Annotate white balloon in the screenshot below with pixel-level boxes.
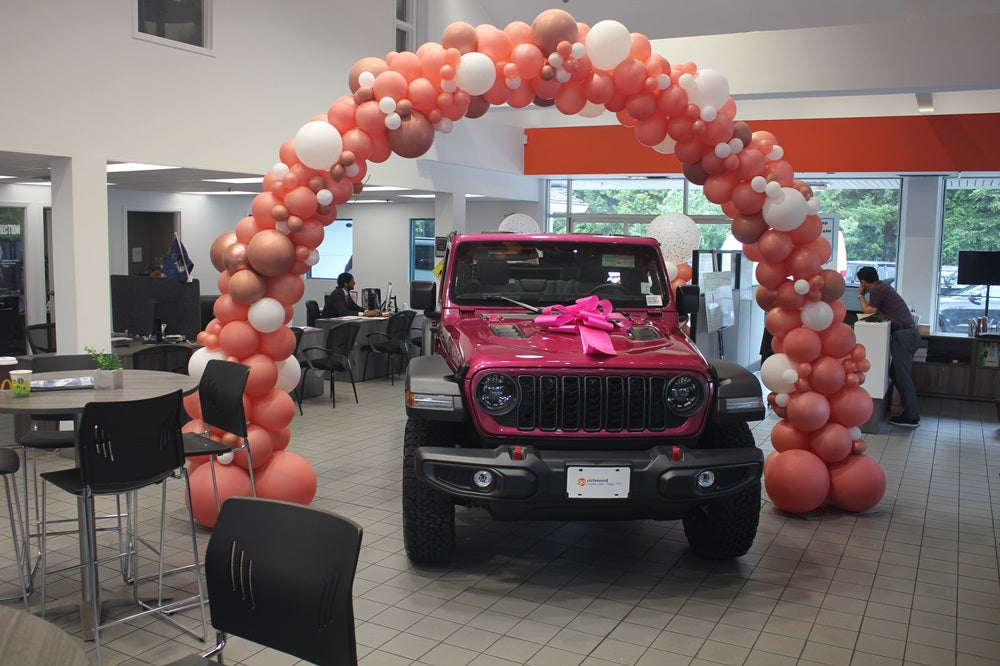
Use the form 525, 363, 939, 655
378, 96, 397, 114
216, 451, 234, 465
294, 121, 343, 171
762, 187, 808, 232
305, 249, 320, 266
664, 261, 678, 282
275, 220, 290, 235
761, 353, 798, 393
848, 426, 862, 440
276, 356, 303, 392
801, 300, 835, 331
272, 162, 289, 179
794, 279, 811, 295
384, 113, 401, 131
578, 101, 605, 118
188, 346, 226, 384
570, 42, 586, 59
774, 392, 790, 407
248, 297, 285, 334
498, 213, 540, 234
455, 51, 496, 96
585, 20, 631, 70
316, 189, 333, 206
555, 69, 571, 83
441, 79, 457, 93
651, 134, 676, 155
344, 163, 359, 178
358, 71, 375, 87
685, 69, 730, 111
648, 213, 701, 265
751, 176, 768, 193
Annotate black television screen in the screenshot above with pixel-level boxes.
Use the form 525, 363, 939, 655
111, 275, 202, 340
957, 250, 1000, 286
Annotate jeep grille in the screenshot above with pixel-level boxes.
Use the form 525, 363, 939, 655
491, 374, 690, 433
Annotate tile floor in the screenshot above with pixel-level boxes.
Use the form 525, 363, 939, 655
1, 376, 999, 665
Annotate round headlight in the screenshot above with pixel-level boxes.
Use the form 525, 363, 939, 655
475, 373, 519, 414
664, 374, 703, 416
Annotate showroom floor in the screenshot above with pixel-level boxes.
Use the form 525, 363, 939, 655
0, 374, 998, 666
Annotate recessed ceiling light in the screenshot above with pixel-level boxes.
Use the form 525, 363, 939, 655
465, 193, 484, 198
349, 199, 393, 204
203, 177, 264, 184
19, 181, 51, 187
106, 162, 181, 173
181, 190, 258, 196
362, 185, 408, 192
400, 194, 436, 199
0, 175, 14, 180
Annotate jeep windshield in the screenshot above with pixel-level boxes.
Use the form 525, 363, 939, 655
449, 238, 670, 309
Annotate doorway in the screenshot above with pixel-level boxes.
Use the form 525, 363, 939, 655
126, 211, 178, 276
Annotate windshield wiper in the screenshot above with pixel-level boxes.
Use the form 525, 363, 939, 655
483, 295, 541, 314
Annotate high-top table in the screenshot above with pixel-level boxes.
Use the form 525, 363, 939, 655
0, 369, 197, 637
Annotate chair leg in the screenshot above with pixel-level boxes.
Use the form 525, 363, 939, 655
329, 372, 337, 408
180, 468, 209, 641
348, 368, 358, 404
208, 458, 221, 513
243, 442, 257, 498
293, 371, 305, 415
2, 474, 30, 610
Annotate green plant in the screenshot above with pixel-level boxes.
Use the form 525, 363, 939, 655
85, 345, 122, 370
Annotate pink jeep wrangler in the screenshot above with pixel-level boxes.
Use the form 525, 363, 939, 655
404, 233, 764, 563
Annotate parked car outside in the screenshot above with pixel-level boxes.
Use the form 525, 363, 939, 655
937, 284, 999, 332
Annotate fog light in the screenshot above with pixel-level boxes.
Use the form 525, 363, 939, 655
472, 470, 494, 489
696, 470, 716, 489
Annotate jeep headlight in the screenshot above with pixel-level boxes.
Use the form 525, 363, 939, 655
475, 373, 519, 415
664, 375, 703, 416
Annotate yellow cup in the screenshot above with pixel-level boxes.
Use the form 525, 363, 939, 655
10, 369, 32, 397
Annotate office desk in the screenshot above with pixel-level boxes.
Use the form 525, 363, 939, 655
0, 369, 197, 637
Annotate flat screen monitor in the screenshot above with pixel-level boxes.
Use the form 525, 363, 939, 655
361, 288, 380, 311
957, 250, 1000, 286
111, 275, 201, 340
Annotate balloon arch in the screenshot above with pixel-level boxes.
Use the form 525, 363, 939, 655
185, 9, 885, 527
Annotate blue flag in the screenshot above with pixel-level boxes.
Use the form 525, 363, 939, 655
162, 237, 194, 282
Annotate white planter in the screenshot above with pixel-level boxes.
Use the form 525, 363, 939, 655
94, 368, 123, 390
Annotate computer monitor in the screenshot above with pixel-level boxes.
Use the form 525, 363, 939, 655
379, 282, 393, 311
111, 275, 201, 340
361, 288, 380, 311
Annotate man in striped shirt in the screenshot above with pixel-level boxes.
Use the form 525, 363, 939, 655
857, 266, 920, 428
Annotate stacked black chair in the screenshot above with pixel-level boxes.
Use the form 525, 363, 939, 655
24, 323, 56, 354
305, 299, 320, 327
300, 323, 360, 407
290, 327, 310, 415
166, 497, 362, 666
361, 310, 416, 385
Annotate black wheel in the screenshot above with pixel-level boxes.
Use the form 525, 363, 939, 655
682, 421, 761, 560
589, 282, 629, 296
403, 418, 457, 564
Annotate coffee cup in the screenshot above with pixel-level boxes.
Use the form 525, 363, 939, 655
0, 356, 17, 390
10, 369, 32, 397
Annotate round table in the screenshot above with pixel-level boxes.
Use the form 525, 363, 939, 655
0, 369, 198, 636
0, 599, 90, 665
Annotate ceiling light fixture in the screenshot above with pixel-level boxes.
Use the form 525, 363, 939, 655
181, 190, 258, 196
915, 92, 934, 114
362, 185, 409, 192
106, 162, 181, 173
399, 194, 436, 199
202, 177, 264, 184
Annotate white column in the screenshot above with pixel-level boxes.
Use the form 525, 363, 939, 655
49, 156, 111, 353
433, 191, 466, 237
897, 175, 944, 327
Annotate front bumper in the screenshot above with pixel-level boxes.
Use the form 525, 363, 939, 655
414, 444, 763, 521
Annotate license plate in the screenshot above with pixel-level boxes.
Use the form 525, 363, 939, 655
567, 466, 630, 499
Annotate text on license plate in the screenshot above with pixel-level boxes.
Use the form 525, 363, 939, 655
567, 466, 630, 499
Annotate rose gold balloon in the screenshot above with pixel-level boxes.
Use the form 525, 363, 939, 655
531, 8, 578, 55
271, 205, 289, 222
228, 269, 267, 304
222, 241, 249, 273
286, 215, 304, 233
348, 56, 388, 93
387, 111, 435, 158
247, 229, 295, 277
210, 231, 238, 273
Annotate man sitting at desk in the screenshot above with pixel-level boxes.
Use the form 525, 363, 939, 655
322, 272, 381, 318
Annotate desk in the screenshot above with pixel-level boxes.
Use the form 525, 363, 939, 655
314, 316, 390, 381
0, 604, 89, 666
0, 369, 197, 636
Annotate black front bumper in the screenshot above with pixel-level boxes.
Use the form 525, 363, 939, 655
414, 444, 763, 521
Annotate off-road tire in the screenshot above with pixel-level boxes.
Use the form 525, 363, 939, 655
403, 418, 457, 564
682, 421, 761, 560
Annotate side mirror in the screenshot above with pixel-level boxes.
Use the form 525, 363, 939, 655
410, 280, 437, 312
675, 285, 700, 315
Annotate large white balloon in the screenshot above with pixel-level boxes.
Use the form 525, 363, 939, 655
498, 213, 541, 234
648, 213, 701, 265
248, 297, 286, 333
578, 101, 606, 118
294, 121, 343, 171
762, 187, 808, 232
801, 301, 835, 331
455, 52, 496, 96
188, 346, 226, 383
761, 353, 798, 394
680, 69, 730, 112
585, 20, 631, 70
275, 355, 304, 392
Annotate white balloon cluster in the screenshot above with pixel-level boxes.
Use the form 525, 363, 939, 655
647, 213, 701, 265
678, 69, 730, 122
761, 353, 798, 407
498, 213, 541, 234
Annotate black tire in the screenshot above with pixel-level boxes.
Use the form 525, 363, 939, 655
403, 418, 457, 564
682, 421, 761, 560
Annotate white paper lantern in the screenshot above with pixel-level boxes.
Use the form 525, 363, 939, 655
498, 213, 540, 234
648, 213, 701, 265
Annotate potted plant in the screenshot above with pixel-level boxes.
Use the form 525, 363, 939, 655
85, 345, 123, 389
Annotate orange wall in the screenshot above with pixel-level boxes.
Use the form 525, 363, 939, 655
524, 113, 1000, 175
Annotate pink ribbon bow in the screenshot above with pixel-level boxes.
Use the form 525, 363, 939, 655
534, 295, 632, 356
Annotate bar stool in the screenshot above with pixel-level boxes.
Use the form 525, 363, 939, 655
1, 448, 31, 610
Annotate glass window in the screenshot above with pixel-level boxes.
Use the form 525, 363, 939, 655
410, 218, 435, 281
935, 179, 1000, 332
308, 219, 353, 280
395, 0, 414, 52
137, 0, 209, 48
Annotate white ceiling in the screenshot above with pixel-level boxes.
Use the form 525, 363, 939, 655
2, 1, 998, 196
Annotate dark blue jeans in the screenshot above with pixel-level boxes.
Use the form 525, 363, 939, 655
889, 326, 920, 419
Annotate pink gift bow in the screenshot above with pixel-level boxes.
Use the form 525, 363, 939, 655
533, 295, 632, 356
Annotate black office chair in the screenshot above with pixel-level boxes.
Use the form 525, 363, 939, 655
290, 327, 308, 415
183, 360, 257, 514
0, 448, 30, 610
24, 323, 56, 354
300, 323, 360, 407
361, 310, 416, 385
167, 497, 362, 666
39, 391, 208, 665
305, 299, 320, 327
129, 343, 193, 373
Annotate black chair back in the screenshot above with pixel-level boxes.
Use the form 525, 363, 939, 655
130, 344, 193, 374
199, 360, 250, 438
76, 390, 185, 491
326, 322, 360, 360
24, 323, 56, 354
305, 300, 320, 327
0, 308, 16, 355
206, 497, 362, 666
385, 310, 416, 349
29, 354, 98, 372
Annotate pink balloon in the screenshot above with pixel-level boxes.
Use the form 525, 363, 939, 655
219, 320, 259, 359
821, 323, 857, 359
232, 424, 276, 472
810, 422, 853, 464
254, 450, 318, 506
764, 449, 830, 514
243, 353, 278, 397
828, 387, 874, 428
250, 388, 296, 431
765, 306, 801, 338
188, 463, 253, 528
771, 420, 810, 452
786, 391, 830, 432
827, 454, 886, 512
810, 356, 847, 395
783, 328, 822, 363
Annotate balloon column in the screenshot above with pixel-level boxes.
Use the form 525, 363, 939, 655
186, 8, 885, 522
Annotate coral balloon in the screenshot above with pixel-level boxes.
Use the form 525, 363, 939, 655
758, 230, 793, 263
764, 449, 830, 514
253, 450, 317, 506
188, 462, 252, 528
827, 454, 886, 512
348, 56, 388, 93
232, 424, 276, 472
821, 323, 857, 359
219, 320, 259, 359
783, 327, 822, 363
771, 419, 810, 452
265, 273, 305, 307
810, 356, 847, 395
765, 306, 801, 338
828, 386, 874, 428
810, 422, 853, 464
786, 391, 830, 432
755, 285, 778, 311
442, 21, 477, 54
247, 230, 295, 277
227, 269, 267, 305
243, 353, 279, 397
257, 325, 296, 361
250, 387, 296, 431
213, 294, 249, 325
